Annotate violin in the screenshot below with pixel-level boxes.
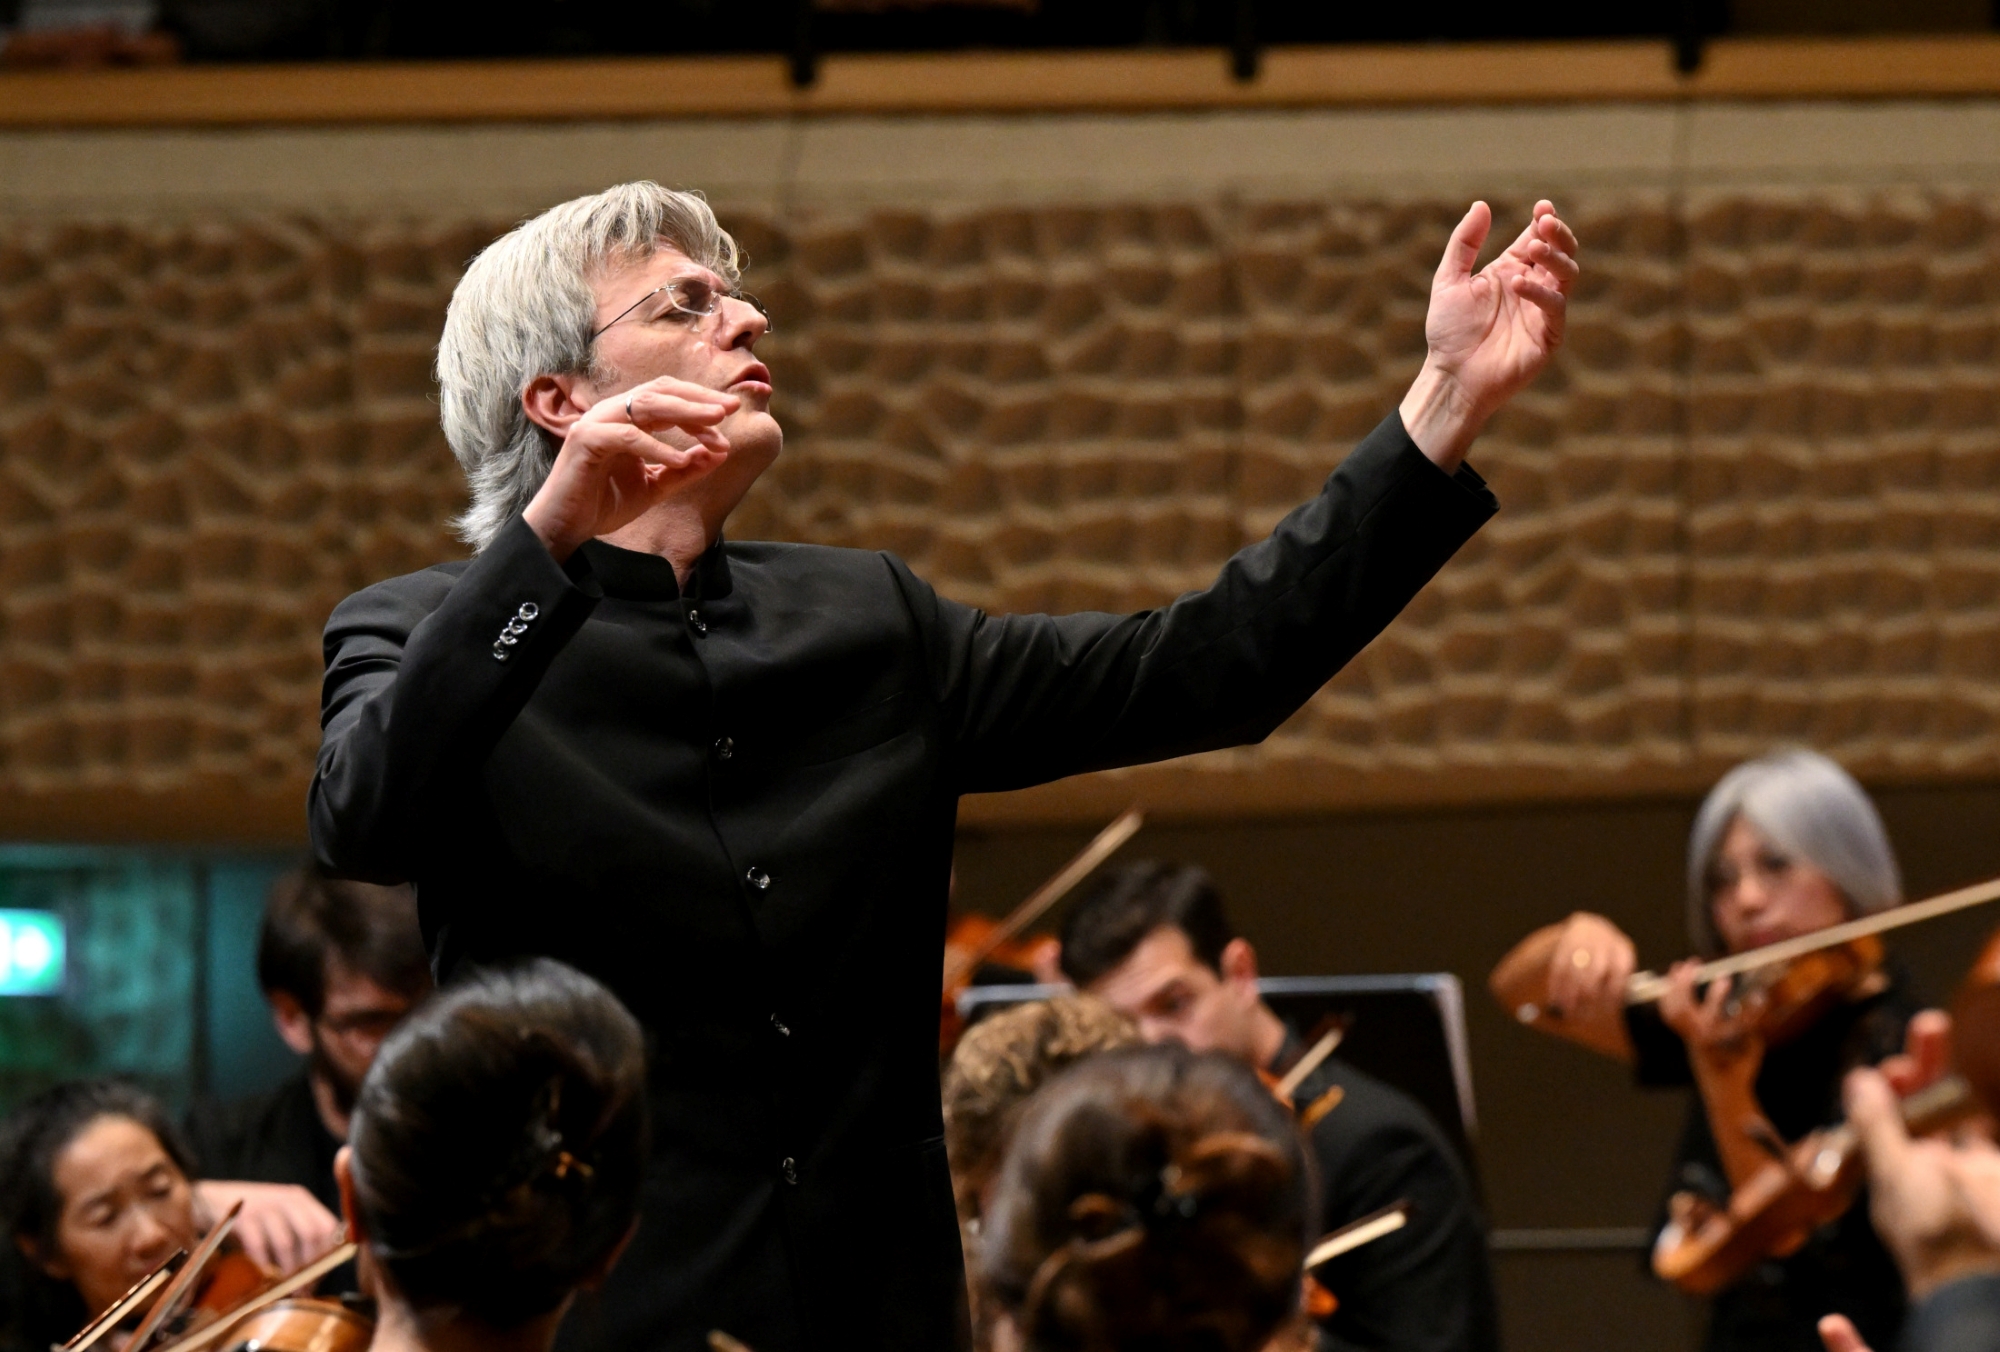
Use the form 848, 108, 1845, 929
939, 911, 1062, 1053
1651, 1073, 1977, 1294
1951, 922, 2000, 1121
939, 806, 1143, 1056
1492, 873, 2000, 1060
147, 1243, 361, 1352
211, 1300, 372, 1352
74, 1212, 363, 1352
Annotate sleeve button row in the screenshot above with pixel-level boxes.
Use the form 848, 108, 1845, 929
491, 602, 540, 663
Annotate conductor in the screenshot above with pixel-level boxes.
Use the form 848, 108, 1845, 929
310, 181, 1577, 1352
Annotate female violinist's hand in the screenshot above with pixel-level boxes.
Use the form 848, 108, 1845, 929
1660, 961, 1766, 1083
1846, 1064, 2000, 1299
1543, 911, 1637, 1027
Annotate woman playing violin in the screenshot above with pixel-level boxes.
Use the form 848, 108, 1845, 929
0, 1081, 205, 1352
336, 957, 645, 1352
1518, 749, 1917, 1352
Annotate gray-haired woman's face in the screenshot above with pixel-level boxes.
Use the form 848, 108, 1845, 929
1707, 816, 1849, 954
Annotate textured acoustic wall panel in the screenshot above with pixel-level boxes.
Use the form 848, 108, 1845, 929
0, 187, 1996, 836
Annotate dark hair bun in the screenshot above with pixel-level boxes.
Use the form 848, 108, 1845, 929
980, 1045, 1309, 1352
348, 958, 647, 1324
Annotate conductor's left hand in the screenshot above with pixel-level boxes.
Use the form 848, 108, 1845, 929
1399, 200, 1578, 471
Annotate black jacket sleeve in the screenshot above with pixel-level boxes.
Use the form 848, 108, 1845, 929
897, 412, 1497, 793
310, 514, 603, 881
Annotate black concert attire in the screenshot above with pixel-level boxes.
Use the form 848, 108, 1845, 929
1627, 971, 1919, 1352
1901, 1273, 2000, 1352
1273, 1030, 1500, 1352
185, 1070, 343, 1215
310, 413, 1496, 1352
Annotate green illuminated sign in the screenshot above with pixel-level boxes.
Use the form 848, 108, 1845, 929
0, 911, 64, 996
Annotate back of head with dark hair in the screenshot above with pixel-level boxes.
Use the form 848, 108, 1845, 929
979, 1044, 1309, 1352
258, 867, 430, 1017
346, 958, 647, 1327
1058, 863, 1236, 990
0, 1081, 196, 1349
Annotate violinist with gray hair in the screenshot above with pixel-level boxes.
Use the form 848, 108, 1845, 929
1497, 749, 1921, 1352
309, 180, 1577, 1352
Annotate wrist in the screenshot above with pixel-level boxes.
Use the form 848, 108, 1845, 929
1397, 361, 1491, 472
522, 500, 584, 563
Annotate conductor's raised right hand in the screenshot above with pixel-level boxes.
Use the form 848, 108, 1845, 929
523, 376, 738, 561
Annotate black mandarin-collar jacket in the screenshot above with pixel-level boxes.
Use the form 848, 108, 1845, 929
309, 413, 1496, 1352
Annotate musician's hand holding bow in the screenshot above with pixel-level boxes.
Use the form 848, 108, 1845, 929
1543, 911, 1637, 1032
1399, 199, 1578, 472
1663, 962, 1777, 1190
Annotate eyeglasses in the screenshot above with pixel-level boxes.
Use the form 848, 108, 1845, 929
589, 276, 772, 342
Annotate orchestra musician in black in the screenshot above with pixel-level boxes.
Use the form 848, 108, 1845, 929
310, 180, 1577, 1351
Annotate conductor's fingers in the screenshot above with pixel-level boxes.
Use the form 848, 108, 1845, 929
1527, 238, 1580, 286
1435, 201, 1493, 287
621, 390, 737, 429
1534, 208, 1580, 259
1511, 274, 1568, 320
603, 423, 731, 463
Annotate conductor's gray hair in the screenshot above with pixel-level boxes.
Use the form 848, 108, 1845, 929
436, 182, 742, 552
1685, 749, 1902, 956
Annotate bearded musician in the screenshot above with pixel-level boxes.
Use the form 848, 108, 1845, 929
1496, 750, 1920, 1352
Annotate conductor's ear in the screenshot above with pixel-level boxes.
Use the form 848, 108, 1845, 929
523, 373, 595, 440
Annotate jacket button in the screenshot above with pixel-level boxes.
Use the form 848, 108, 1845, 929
770, 1013, 790, 1036
687, 608, 708, 635
714, 736, 734, 760
781, 1157, 798, 1185
746, 867, 770, 891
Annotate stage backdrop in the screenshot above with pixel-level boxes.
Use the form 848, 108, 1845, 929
2, 75, 2000, 1352
0, 98, 1997, 838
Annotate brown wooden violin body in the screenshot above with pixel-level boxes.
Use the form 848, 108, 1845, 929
1651, 1073, 1975, 1295
1952, 924, 2000, 1121
939, 911, 1059, 1055
214, 1299, 372, 1352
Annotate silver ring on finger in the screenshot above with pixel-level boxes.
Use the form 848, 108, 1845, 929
626, 395, 635, 421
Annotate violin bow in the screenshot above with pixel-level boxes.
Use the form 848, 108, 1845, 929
149, 1241, 358, 1352
1273, 1022, 1347, 1103
123, 1202, 243, 1352
1306, 1200, 1410, 1269
59, 1251, 186, 1352
940, 805, 1144, 994
1624, 872, 2000, 1006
